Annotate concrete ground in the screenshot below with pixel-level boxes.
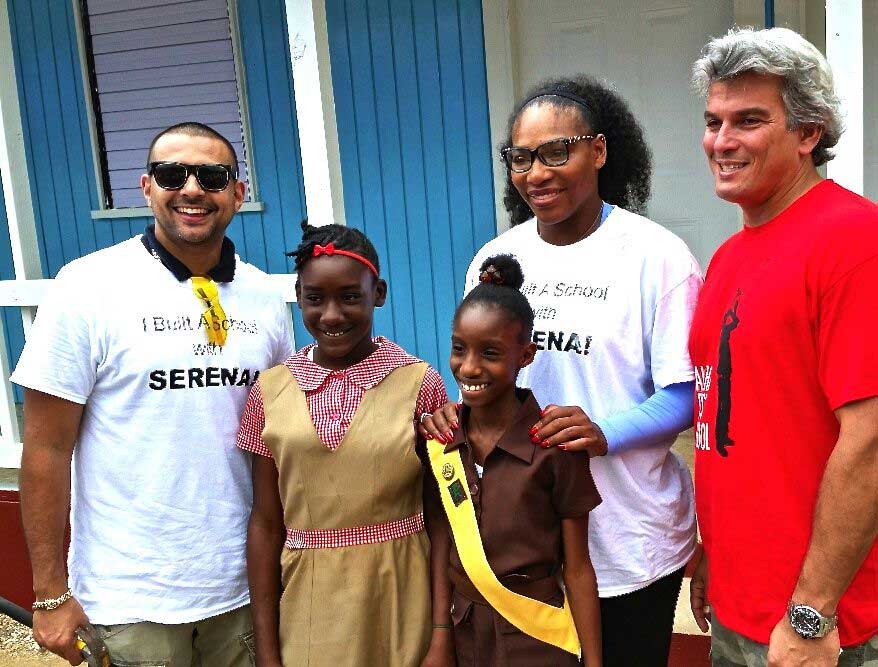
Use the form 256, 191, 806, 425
0, 615, 65, 666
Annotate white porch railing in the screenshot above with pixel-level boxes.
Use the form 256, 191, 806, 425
0, 275, 298, 470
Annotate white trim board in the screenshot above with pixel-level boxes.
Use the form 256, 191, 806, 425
481, 0, 516, 235
826, 0, 864, 194
0, 440, 21, 470
91, 201, 266, 220
0, 0, 43, 284
284, 0, 346, 227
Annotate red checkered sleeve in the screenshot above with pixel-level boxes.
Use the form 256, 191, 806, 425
414, 366, 449, 425
236, 381, 271, 458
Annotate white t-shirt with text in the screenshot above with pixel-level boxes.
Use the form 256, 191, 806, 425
466, 207, 701, 596
12, 236, 293, 624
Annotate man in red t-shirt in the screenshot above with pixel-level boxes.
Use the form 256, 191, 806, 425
688, 27, 878, 667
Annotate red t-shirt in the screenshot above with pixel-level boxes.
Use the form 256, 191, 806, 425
689, 180, 878, 646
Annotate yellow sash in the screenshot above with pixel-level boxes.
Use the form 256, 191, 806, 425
426, 439, 580, 656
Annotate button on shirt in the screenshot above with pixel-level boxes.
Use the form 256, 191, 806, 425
431, 389, 601, 583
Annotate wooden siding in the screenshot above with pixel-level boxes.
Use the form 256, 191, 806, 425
0, 174, 25, 402
324, 0, 495, 389
4, 0, 306, 373
9, 0, 107, 276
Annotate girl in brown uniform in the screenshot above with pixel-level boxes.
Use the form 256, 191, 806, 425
238, 222, 453, 666
425, 254, 602, 666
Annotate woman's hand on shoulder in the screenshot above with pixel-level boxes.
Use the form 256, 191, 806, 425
420, 627, 456, 666
531, 405, 608, 457
418, 401, 460, 444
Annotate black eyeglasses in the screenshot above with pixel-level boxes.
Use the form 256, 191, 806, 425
500, 135, 598, 173
148, 161, 237, 192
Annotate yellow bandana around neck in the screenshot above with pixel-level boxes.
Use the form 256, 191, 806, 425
191, 276, 228, 346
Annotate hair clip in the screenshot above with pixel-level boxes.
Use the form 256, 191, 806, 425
479, 265, 504, 285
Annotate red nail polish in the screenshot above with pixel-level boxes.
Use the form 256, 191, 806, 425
540, 440, 549, 447
558, 444, 568, 450
530, 435, 539, 443
445, 432, 454, 442
528, 425, 538, 435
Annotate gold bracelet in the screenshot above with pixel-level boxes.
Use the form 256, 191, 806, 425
432, 623, 453, 630
32, 588, 72, 611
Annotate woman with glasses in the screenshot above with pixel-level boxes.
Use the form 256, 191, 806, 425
421, 75, 701, 667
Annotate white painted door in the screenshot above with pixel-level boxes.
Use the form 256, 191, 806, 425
510, 0, 737, 269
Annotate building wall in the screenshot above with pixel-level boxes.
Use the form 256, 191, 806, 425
3, 0, 307, 372
0, 174, 25, 402
324, 0, 495, 389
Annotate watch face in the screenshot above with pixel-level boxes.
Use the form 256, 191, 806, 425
790, 606, 822, 638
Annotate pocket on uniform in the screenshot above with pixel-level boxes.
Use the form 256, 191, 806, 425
94, 624, 170, 666
238, 629, 256, 665
450, 591, 473, 626
95, 622, 138, 641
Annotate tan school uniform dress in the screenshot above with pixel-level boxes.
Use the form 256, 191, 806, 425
255, 348, 436, 666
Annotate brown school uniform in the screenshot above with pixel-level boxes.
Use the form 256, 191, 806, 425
428, 389, 601, 666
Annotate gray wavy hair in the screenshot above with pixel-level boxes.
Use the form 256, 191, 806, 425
692, 27, 843, 166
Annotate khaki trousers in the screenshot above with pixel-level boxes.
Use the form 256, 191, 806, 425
95, 604, 254, 667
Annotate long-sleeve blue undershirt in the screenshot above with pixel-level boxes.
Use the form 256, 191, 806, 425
594, 381, 694, 454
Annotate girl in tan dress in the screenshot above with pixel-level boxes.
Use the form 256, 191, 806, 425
238, 222, 453, 666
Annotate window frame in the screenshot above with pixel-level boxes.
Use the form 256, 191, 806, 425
72, 0, 261, 218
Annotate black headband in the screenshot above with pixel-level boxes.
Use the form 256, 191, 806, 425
522, 92, 593, 119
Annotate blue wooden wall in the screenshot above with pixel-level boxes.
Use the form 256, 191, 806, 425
0, 174, 25, 402
4, 0, 306, 372
324, 0, 495, 390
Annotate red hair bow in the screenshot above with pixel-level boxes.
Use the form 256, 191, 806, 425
310, 242, 379, 277
313, 243, 337, 257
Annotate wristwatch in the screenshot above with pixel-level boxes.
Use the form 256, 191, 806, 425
787, 601, 837, 639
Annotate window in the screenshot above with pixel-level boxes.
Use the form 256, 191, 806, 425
79, 0, 252, 208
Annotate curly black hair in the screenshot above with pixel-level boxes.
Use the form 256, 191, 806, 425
287, 219, 381, 276
502, 75, 653, 226
455, 254, 534, 342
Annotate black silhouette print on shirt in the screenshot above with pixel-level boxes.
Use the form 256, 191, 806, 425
715, 290, 741, 457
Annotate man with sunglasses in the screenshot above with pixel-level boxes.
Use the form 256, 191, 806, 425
12, 122, 292, 664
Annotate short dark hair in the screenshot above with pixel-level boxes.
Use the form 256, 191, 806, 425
455, 254, 534, 342
146, 122, 239, 170
502, 75, 653, 226
288, 219, 381, 277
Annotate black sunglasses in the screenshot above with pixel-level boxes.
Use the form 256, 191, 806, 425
500, 135, 598, 173
148, 161, 238, 192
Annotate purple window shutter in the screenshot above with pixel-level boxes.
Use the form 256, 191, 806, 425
84, 0, 249, 208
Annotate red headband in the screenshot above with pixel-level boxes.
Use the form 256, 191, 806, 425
312, 243, 379, 277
